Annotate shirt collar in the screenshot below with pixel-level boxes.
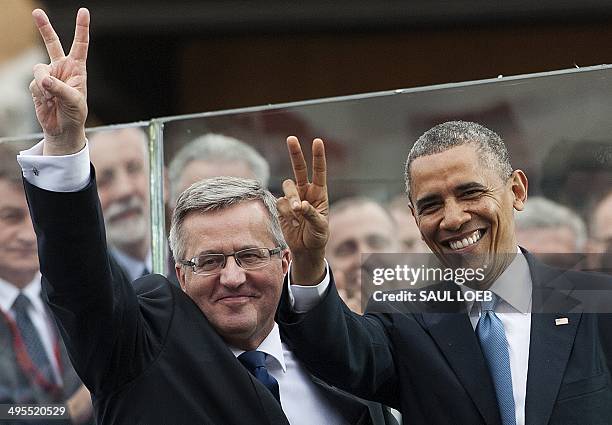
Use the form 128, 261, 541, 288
111, 247, 152, 282
0, 273, 43, 314
230, 323, 287, 373
461, 247, 532, 314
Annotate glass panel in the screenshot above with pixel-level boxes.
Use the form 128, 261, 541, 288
85, 124, 156, 281
160, 66, 612, 313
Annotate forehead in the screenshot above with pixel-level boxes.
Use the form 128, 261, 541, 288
410, 144, 500, 199
0, 179, 27, 208
89, 130, 146, 169
181, 200, 275, 254
329, 203, 395, 241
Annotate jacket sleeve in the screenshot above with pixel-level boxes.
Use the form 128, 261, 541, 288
23, 167, 168, 395
277, 268, 400, 408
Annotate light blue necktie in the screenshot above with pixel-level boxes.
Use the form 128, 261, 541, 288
476, 294, 516, 425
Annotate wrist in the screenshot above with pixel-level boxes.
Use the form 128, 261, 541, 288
43, 128, 87, 156
290, 249, 326, 286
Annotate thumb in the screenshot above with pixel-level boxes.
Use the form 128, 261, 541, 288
44, 76, 83, 106
300, 201, 325, 228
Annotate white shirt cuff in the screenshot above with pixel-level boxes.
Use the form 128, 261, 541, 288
287, 259, 331, 313
17, 140, 91, 192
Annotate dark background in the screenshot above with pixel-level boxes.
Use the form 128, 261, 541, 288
41, 0, 612, 125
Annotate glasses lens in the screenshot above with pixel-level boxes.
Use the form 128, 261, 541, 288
194, 254, 225, 273
236, 248, 270, 269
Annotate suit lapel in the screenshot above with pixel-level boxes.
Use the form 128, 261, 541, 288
309, 375, 377, 425
422, 299, 502, 425
525, 256, 582, 425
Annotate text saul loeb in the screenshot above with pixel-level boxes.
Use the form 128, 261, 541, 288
372, 289, 493, 303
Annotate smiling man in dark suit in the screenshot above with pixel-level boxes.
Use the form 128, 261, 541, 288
276, 122, 612, 425
18, 7, 394, 425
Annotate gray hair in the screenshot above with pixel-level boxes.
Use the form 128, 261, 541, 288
515, 196, 587, 250
168, 134, 270, 203
404, 121, 513, 200
169, 176, 286, 262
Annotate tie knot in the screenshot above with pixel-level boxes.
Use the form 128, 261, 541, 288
480, 293, 499, 313
238, 350, 267, 371
12, 293, 31, 313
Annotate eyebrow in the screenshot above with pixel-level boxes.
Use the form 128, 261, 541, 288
455, 182, 487, 193
195, 245, 260, 255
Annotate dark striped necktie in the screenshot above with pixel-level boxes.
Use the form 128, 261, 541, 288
238, 350, 281, 404
12, 293, 55, 384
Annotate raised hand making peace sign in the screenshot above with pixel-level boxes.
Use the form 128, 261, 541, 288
277, 136, 329, 285
30, 8, 89, 156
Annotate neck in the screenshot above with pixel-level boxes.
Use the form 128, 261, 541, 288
0, 269, 36, 290
224, 322, 274, 352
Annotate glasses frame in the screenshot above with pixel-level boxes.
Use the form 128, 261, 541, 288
180, 247, 283, 276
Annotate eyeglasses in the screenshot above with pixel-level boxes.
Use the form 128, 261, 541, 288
180, 247, 283, 276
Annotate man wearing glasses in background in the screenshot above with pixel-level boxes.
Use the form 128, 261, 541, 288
18, 8, 394, 425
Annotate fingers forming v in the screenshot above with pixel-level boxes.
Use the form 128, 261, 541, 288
32, 9, 65, 62
68, 8, 90, 62
286, 136, 309, 188
311, 138, 327, 188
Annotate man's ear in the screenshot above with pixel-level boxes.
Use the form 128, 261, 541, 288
176, 264, 187, 291
281, 249, 291, 275
510, 170, 528, 211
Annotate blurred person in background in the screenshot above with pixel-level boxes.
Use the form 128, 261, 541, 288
327, 197, 401, 313
0, 143, 92, 425
168, 133, 270, 205
88, 127, 152, 281
515, 196, 587, 268
387, 194, 430, 253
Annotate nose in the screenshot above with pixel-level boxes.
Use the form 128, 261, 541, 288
219, 256, 247, 289
440, 199, 470, 232
112, 169, 139, 201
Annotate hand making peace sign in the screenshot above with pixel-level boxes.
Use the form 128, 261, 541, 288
30, 8, 89, 156
277, 136, 330, 285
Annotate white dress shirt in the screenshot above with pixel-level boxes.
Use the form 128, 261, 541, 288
0, 275, 62, 384
17, 141, 352, 424
231, 323, 349, 425
288, 251, 533, 425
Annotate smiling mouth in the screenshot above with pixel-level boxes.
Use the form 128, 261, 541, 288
218, 295, 253, 304
447, 230, 484, 251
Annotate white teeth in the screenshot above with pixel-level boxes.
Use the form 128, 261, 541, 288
449, 230, 482, 250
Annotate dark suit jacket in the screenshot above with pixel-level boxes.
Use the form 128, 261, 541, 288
23, 172, 391, 425
277, 254, 612, 425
